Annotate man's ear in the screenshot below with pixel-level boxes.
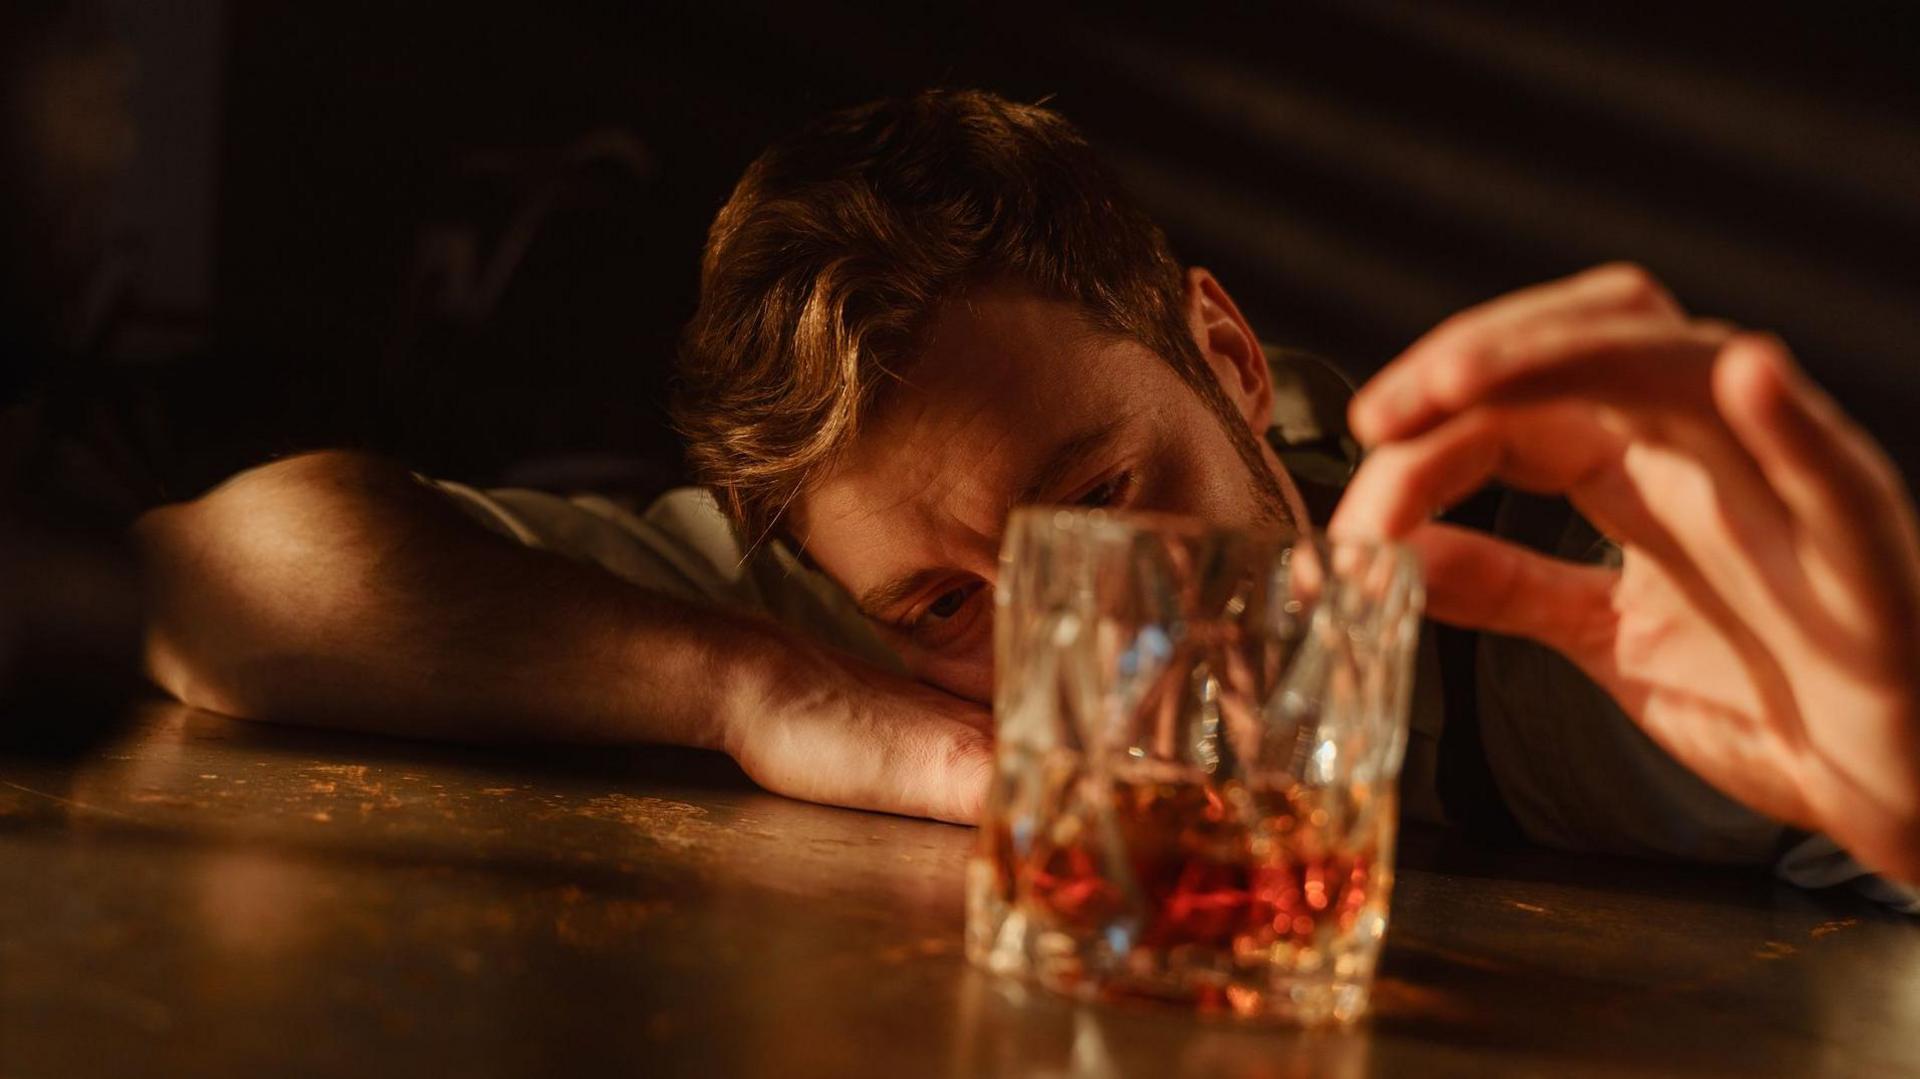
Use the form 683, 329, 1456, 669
1183, 267, 1271, 435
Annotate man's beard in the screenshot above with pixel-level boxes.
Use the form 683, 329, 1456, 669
1158, 333, 1301, 536
1186, 376, 1298, 536
1226, 416, 1297, 534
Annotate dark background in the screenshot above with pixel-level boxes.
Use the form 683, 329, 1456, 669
58, 1, 1920, 503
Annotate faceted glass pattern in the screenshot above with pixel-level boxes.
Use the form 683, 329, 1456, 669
967, 508, 1423, 1024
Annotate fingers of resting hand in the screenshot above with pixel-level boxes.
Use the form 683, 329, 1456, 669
879, 715, 994, 825
1390, 522, 1618, 662
846, 703, 994, 825
1713, 333, 1920, 619
738, 699, 994, 825
1352, 264, 1690, 444
873, 712, 995, 825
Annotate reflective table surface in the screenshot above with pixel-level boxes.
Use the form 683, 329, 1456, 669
3, 703, 1917, 1077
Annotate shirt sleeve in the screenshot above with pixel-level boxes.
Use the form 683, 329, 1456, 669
421, 477, 903, 672
1773, 834, 1920, 914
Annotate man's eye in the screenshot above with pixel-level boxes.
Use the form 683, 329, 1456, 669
1076, 471, 1133, 509
927, 589, 968, 619
901, 581, 989, 650
923, 584, 980, 622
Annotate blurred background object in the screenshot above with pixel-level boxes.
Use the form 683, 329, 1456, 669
0, 0, 146, 753
15, 0, 1920, 506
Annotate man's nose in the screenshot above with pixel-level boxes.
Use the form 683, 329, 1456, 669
978, 559, 1000, 593
950, 523, 1003, 592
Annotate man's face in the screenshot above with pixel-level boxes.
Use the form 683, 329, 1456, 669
795, 277, 1300, 704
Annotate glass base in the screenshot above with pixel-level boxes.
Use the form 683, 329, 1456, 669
967, 859, 1382, 1027
1049, 968, 1372, 1025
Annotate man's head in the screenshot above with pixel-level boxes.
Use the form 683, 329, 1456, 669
675, 89, 1303, 701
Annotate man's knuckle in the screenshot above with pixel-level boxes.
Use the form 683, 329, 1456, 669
1428, 349, 1487, 406
1376, 448, 1436, 508
1595, 260, 1651, 288
1428, 308, 1481, 342
936, 728, 994, 821
944, 726, 992, 772
1595, 262, 1667, 309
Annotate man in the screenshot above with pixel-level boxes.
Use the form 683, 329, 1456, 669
136, 91, 1920, 901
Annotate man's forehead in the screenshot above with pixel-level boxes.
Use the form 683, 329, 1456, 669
789, 286, 1178, 592
807, 295, 1141, 510
796, 404, 1023, 549
857, 298, 1110, 442
800, 408, 1141, 619
806, 405, 1135, 533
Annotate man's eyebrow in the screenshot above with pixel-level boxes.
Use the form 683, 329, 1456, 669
854, 417, 1130, 622
856, 567, 954, 622
1013, 416, 1129, 509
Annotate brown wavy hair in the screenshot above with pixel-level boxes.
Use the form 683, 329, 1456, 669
673, 89, 1268, 547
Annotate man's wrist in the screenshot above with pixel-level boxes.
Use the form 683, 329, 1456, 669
699, 614, 841, 761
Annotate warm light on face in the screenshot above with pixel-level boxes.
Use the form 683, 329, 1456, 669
797, 285, 1295, 704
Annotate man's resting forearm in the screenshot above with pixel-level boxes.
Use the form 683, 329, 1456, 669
132, 452, 992, 822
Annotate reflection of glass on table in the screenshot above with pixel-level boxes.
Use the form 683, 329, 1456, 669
968, 508, 1423, 1024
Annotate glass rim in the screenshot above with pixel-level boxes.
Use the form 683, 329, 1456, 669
1003, 505, 1415, 560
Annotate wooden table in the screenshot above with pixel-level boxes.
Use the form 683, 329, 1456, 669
3, 702, 1916, 1077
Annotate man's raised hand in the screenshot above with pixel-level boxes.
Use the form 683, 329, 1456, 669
1331, 264, 1920, 882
